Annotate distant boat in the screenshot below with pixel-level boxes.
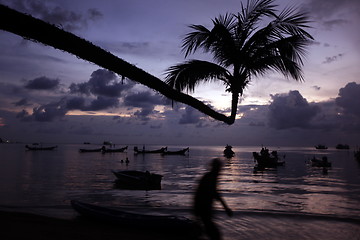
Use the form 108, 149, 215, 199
252, 147, 285, 169
79, 147, 103, 153
161, 147, 189, 155
26, 145, 58, 150
134, 146, 167, 154
102, 146, 128, 153
223, 145, 235, 158
335, 144, 350, 149
70, 200, 198, 233
25, 145, 57, 151
83, 142, 90, 145
310, 156, 332, 167
315, 144, 328, 150
112, 170, 163, 190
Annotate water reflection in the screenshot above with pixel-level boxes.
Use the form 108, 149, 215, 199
0, 144, 359, 239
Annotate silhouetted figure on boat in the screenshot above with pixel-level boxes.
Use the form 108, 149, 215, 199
194, 158, 232, 240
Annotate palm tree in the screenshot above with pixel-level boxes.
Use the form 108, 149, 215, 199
166, 0, 313, 124
0, 4, 230, 124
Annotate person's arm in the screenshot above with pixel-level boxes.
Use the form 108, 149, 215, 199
216, 192, 233, 217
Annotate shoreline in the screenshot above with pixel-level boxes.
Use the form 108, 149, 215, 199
0, 209, 199, 240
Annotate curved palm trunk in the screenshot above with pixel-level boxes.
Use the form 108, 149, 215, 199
230, 92, 239, 120
0, 5, 236, 125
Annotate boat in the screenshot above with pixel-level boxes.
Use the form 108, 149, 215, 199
25, 145, 57, 151
134, 146, 167, 154
161, 147, 189, 155
102, 146, 128, 153
315, 144, 328, 150
103, 141, 112, 146
335, 144, 350, 149
70, 200, 198, 233
112, 170, 163, 190
252, 147, 285, 168
310, 156, 332, 167
79, 147, 103, 153
223, 145, 235, 158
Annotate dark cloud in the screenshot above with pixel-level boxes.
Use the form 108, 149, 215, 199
17, 100, 68, 122
124, 91, 165, 108
66, 96, 118, 111
268, 90, 320, 129
179, 106, 202, 124
134, 108, 154, 121
0, 0, 103, 31
312, 86, 321, 91
13, 98, 31, 106
69, 69, 134, 98
86, 96, 119, 111
322, 53, 344, 64
335, 82, 360, 117
66, 97, 85, 110
124, 91, 166, 121
24, 76, 60, 90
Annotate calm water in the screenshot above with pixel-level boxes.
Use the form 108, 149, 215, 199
0, 143, 359, 239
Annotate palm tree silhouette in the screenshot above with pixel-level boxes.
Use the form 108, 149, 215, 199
166, 0, 313, 123
0, 0, 313, 125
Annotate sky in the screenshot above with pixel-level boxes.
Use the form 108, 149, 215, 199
0, 0, 360, 147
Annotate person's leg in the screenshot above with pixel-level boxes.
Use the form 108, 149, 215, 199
201, 216, 221, 240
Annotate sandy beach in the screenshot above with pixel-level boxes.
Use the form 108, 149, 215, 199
0, 210, 199, 240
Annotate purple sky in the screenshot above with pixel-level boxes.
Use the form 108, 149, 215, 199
0, 0, 360, 146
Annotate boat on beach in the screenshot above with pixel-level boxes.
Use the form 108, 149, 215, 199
134, 146, 167, 154
25, 144, 58, 151
223, 145, 235, 158
70, 200, 198, 233
161, 147, 189, 155
252, 147, 285, 169
112, 170, 163, 190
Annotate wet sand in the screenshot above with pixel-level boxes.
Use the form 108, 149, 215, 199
0, 210, 198, 240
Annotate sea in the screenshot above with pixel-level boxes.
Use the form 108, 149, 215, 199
0, 143, 359, 240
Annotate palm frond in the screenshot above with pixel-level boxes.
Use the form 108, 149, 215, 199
182, 25, 211, 57
165, 60, 230, 92
274, 6, 313, 39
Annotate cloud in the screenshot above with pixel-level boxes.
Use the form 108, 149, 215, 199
268, 90, 320, 129
13, 98, 31, 106
312, 85, 321, 91
124, 91, 166, 121
124, 91, 165, 108
179, 106, 203, 124
69, 69, 134, 98
66, 96, 119, 111
66, 97, 85, 110
17, 100, 68, 122
323, 19, 349, 30
24, 76, 60, 90
322, 53, 344, 64
335, 82, 360, 117
304, 0, 360, 21
0, 0, 103, 31
86, 96, 119, 111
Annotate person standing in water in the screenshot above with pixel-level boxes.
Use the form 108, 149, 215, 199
194, 158, 233, 240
